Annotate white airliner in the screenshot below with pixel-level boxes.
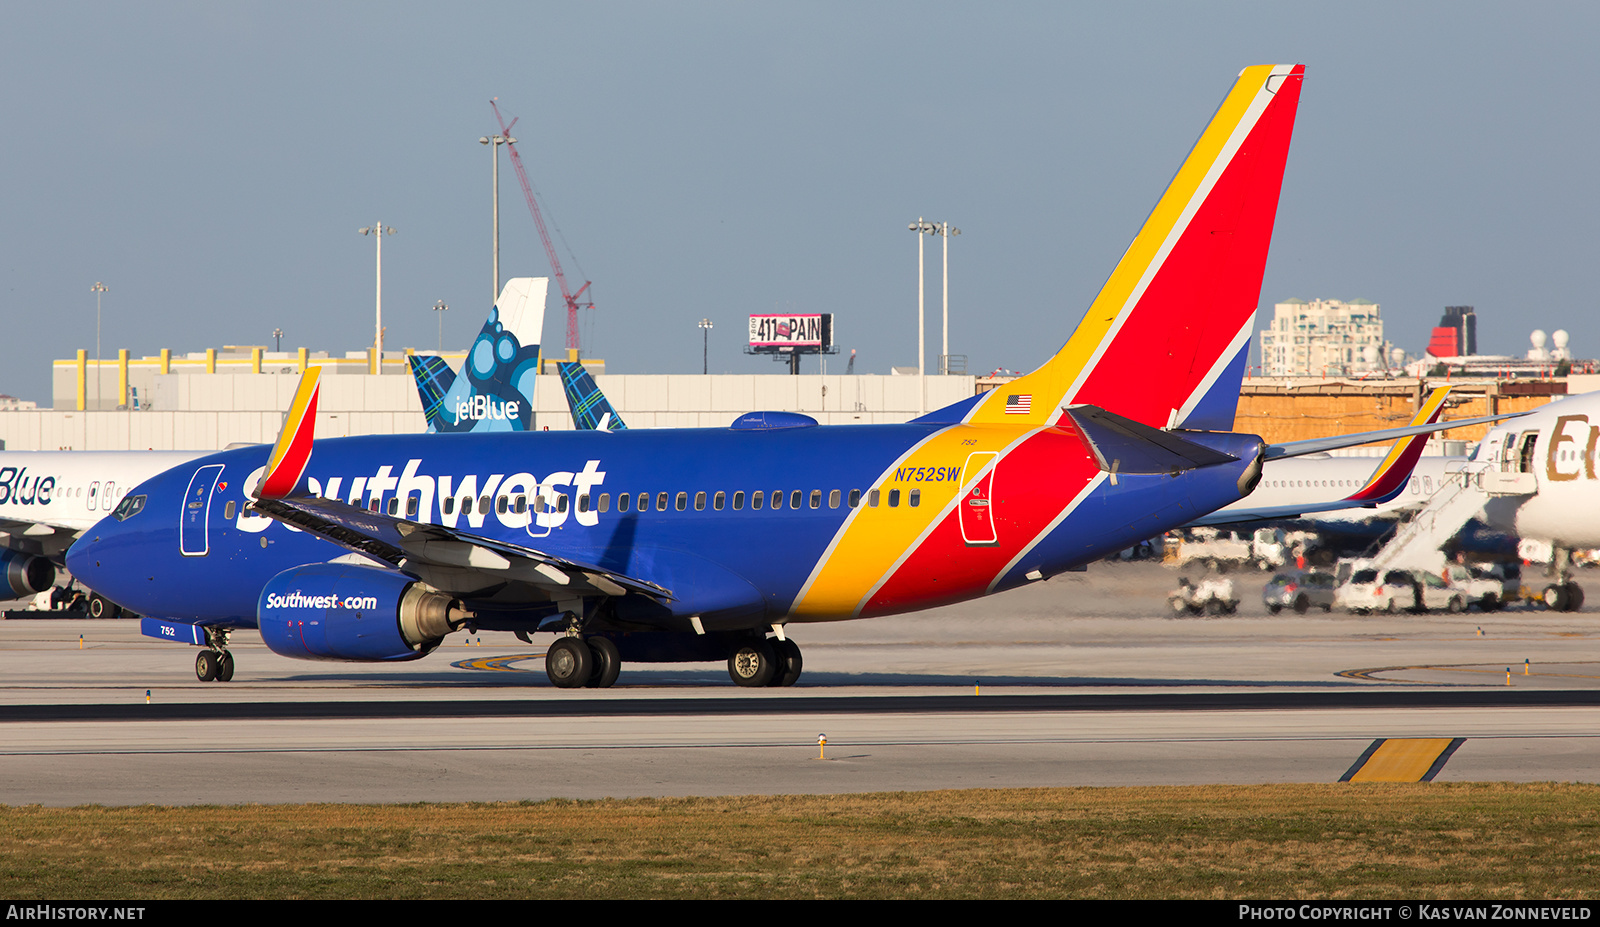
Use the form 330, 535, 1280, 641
1472, 389, 1600, 609
0, 278, 550, 614
1194, 387, 1474, 530
0, 451, 206, 610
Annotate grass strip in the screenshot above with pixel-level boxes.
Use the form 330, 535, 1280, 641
3, 782, 1598, 899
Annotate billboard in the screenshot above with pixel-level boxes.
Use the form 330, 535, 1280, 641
748, 314, 833, 352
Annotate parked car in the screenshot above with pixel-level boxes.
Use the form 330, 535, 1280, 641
1263, 570, 1336, 614
1336, 567, 1415, 614
1443, 563, 1511, 611
1412, 570, 1468, 613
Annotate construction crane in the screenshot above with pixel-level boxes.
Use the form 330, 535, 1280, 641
490, 99, 594, 361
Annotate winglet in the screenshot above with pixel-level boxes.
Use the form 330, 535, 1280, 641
256, 367, 321, 499
1344, 384, 1459, 502
1345, 386, 1451, 504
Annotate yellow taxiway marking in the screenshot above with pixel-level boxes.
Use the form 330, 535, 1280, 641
1338, 662, 1600, 682
450, 653, 545, 673
1342, 738, 1464, 783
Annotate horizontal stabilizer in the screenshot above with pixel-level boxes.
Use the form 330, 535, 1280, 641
1064, 405, 1238, 474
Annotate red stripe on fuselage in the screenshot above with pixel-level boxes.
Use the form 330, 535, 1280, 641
861, 427, 1099, 617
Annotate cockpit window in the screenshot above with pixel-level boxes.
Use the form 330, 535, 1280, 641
110, 494, 147, 522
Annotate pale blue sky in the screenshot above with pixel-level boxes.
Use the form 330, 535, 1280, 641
3, 2, 1596, 401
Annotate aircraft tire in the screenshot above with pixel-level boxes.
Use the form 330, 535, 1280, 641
585, 637, 621, 689
1543, 585, 1568, 612
215, 651, 235, 683
88, 594, 118, 620
1565, 583, 1585, 612
546, 637, 592, 689
728, 639, 777, 687
770, 638, 802, 687
195, 650, 219, 683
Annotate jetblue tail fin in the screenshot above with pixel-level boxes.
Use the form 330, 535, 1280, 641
957, 65, 1304, 430
558, 361, 627, 431
409, 277, 548, 433
408, 355, 457, 432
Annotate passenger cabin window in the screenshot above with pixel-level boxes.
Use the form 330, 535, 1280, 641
578, 494, 589, 513
407, 496, 419, 518
848, 489, 860, 508
514, 495, 527, 514
675, 492, 688, 511
598, 493, 610, 513
790, 490, 803, 509
732, 491, 745, 510
770, 491, 783, 511
479, 495, 491, 514
752, 490, 764, 510
387, 497, 400, 515
443, 497, 456, 515
869, 489, 880, 507
656, 492, 668, 512
909, 489, 921, 507
224, 500, 236, 520
809, 490, 821, 509
695, 491, 706, 511
888, 489, 901, 507
829, 490, 841, 509
618, 493, 631, 513
713, 491, 724, 511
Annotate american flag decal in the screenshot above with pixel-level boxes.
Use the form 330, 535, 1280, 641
1005, 394, 1032, 414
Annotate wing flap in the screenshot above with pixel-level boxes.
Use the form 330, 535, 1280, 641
250, 494, 672, 603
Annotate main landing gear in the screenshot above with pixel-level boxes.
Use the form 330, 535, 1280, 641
545, 635, 622, 689
727, 636, 802, 688
1542, 547, 1586, 613
542, 629, 805, 689
193, 628, 236, 682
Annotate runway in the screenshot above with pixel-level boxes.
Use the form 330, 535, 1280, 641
3, 562, 1599, 805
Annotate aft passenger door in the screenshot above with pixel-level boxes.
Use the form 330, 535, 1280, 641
180, 464, 225, 557
959, 452, 999, 547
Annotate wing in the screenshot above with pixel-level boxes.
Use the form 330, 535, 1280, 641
249, 494, 672, 604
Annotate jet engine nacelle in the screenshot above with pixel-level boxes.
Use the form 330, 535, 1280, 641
257, 563, 467, 662
0, 550, 56, 598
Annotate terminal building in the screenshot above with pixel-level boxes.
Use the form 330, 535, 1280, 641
0, 345, 977, 451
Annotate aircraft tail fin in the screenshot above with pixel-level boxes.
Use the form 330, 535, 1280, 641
558, 361, 627, 431
963, 64, 1303, 430
255, 367, 320, 499
408, 355, 457, 432
410, 277, 548, 434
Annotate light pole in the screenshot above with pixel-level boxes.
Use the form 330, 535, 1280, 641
479, 132, 515, 303
272, 328, 283, 352
935, 222, 960, 373
359, 223, 395, 374
908, 219, 936, 414
434, 300, 449, 352
698, 318, 714, 374
90, 282, 108, 409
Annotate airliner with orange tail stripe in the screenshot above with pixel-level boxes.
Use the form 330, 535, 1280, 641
1195, 386, 1484, 527
66, 66, 1516, 687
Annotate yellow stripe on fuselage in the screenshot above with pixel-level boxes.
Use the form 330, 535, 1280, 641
789, 423, 1032, 619
965, 65, 1282, 428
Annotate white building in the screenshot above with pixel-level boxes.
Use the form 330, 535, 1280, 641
1258, 298, 1387, 377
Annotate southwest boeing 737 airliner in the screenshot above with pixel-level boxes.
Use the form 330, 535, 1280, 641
73, 65, 1491, 688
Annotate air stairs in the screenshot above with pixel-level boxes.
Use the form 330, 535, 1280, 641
1367, 464, 1495, 573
